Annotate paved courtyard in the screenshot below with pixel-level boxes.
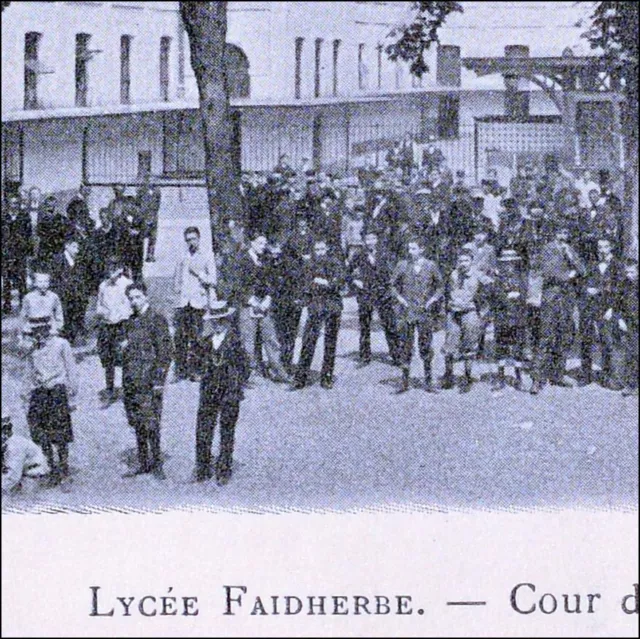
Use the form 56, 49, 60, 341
2, 280, 638, 514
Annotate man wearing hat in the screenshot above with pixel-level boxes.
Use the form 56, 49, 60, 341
121, 281, 173, 479
19, 315, 77, 487
491, 249, 528, 391
194, 300, 250, 484
2, 413, 50, 496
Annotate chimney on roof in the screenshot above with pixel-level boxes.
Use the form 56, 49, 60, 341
436, 45, 461, 87
504, 45, 530, 121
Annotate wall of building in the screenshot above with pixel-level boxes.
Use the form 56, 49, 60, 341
1, 1, 420, 117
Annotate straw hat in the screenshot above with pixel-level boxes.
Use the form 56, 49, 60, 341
498, 249, 522, 262
203, 300, 236, 321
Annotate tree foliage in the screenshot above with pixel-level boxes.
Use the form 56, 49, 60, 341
582, 1, 638, 67
385, 1, 463, 77
582, 1, 639, 253
1, 1, 11, 10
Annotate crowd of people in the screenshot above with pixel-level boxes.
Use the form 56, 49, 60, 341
2, 146, 638, 495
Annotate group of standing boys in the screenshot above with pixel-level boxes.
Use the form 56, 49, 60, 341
3, 150, 639, 493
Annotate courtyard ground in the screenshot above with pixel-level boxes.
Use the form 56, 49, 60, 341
1, 279, 638, 514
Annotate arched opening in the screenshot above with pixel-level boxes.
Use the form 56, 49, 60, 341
225, 43, 250, 99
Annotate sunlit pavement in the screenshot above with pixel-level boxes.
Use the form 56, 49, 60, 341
2, 282, 637, 514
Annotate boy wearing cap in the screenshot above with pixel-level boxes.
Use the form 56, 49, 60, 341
20, 316, 78, 487
2, 414, 50, 496
491, 250, 528, 391
194, 300, 250, 484
442, 250, 494, 393
19, 268, 64, 336
96, 257, 133, 403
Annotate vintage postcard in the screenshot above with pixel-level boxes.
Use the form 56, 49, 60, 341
1, 1, 638, 637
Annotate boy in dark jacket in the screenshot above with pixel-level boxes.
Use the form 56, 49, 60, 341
490, 250, 528, 391
121, 281, 173, 479
292, 239, 345, 390
618, 258, 638, 397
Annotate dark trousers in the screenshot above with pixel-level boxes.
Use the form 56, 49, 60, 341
357, 296, 398, 362
97, 322, 126, 391
534, 286, 574, 382
526, 305, 541, 360
123, 387, 163, 471
174, 305, 205, 378
195, 395, 240, 477
2, 260, 28, 310
60, 294, 87, 343
146, 221, 158, 259
579, 299, 615, 381
621, 328, 638, 389
123, 243, 144, 281
398, 318, 434, 366
272, 301, 302, 370
296, 308, 341, 383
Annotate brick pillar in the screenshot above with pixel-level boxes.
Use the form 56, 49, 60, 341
504, 45, 530, 120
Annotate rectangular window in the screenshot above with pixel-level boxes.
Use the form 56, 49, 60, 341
313, 38, 323, 98
314, 38, 323, 98
24, 32, 41, 109
332, 39, 340, 97
75, 33, 91, 107
120, 35, 132, 104
437, 94, 460, 139
160, 36, 171, 101
377, 44, 383, 90
294, 37, 304, 99
358, 43, 365, 90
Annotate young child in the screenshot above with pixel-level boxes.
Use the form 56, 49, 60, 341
2, 413, 50, 496
490, 250, 528, 391
19, 267, 64, 336
96, 257, 133, 403
20, 315, 78, 487
442, 250, 493, 393
618, 258, 638, 397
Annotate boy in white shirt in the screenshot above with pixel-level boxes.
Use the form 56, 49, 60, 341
96, 257, 133, 403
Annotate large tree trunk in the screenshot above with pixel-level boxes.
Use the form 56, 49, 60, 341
179, 1, 243, 252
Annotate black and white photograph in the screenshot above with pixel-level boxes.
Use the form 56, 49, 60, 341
1, 1, 638, 636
